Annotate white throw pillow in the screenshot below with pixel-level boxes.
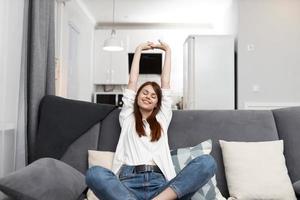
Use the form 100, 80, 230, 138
87, 150, 115, 200
219, 140, 296, 200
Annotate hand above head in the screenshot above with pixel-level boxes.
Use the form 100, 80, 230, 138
136, 41, 154, 51
150, 40, 171, 52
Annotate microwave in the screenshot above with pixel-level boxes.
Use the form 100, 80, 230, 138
94, 92, 124, 107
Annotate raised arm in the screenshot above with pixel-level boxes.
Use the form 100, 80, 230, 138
151, 40, 171, 89
128, 42, 153, 91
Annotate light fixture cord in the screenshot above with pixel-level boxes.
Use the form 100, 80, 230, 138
111, 0, 116, 35
113, 0, 115, 25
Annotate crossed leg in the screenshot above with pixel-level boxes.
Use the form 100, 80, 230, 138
86, 154, 216, 200
86, 166, 138, 200
151, 155, 217, 200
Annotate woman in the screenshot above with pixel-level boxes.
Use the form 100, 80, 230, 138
86, 41, 217, 200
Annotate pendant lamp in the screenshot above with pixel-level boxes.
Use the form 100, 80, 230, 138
103, 0, 123, 51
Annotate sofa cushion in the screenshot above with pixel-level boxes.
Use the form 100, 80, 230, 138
0, 158, 86, 200
87, 151, 115, 200
171, 140, 225, 200
293, 180, 300, 196
220, 140, 296, 199
61, 123, 101, 174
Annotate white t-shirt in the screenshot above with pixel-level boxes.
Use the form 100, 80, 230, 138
111, 88, 176, 181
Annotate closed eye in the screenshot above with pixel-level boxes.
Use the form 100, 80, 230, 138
143, 91, 148, 95
143, 89, 156, 99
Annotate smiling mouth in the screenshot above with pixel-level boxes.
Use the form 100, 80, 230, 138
142, 99, 152, 104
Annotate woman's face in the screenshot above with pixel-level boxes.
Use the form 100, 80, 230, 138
137, 85, 158, 112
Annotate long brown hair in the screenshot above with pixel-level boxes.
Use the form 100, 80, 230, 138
134, 81, 162, 142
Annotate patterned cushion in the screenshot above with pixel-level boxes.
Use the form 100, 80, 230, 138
171, 140, 225, 200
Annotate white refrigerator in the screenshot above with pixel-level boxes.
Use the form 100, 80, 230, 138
183, 35, 235, 110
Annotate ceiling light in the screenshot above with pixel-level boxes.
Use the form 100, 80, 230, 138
103, 29, 123, 51
103, 0, 123, 52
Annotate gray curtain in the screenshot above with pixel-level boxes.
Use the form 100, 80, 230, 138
22, 0, 55, 164
15, 0, 29, 170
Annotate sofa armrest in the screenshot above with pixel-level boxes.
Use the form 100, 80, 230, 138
0, 158, 87, 200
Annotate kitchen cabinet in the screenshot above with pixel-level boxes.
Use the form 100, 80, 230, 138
94, 49, 128, 84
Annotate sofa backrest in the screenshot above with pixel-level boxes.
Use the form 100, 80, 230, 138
272, 107, 300, 184
32, 95, 117, 174
100, 109, 279, 197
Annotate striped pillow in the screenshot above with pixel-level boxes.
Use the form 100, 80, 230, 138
171, 140, 225, 200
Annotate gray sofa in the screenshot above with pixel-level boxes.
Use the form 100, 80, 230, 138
1, 95, 300, 199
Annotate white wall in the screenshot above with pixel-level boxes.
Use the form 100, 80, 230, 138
57, 0, 95, 102
83, 0, 237, 25
238, 0, 300, 109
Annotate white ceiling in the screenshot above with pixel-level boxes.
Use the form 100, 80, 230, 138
79, 0, 235, 24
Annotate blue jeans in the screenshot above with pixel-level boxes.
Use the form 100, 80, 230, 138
86, 154, 217, 200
